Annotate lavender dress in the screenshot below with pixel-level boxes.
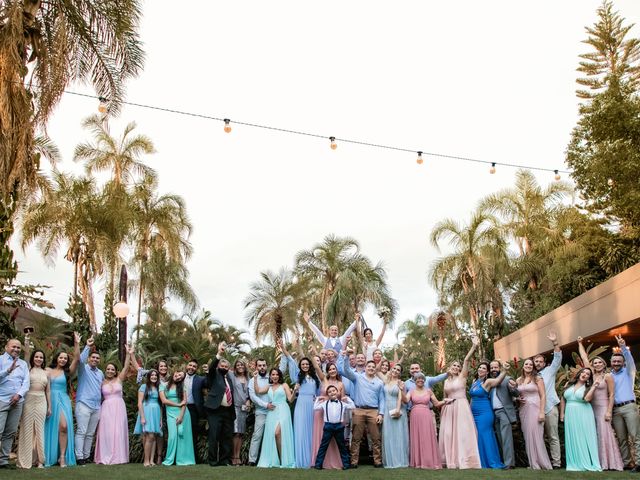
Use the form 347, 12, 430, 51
591, 379, 623, 470
518, 381, 552, 469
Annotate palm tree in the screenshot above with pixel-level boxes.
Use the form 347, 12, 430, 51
396, 314, 436, 371
0, 1, 144, 206
129, 176, 192, 334
244, 268, 302, 343
480, 169, 572, 290
295, 234, 396, 332
429, 208, 508, 354
20, 172, 108, 330
74, 115, 156, 293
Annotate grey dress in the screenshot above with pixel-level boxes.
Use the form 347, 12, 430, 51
228, 372, 250, 433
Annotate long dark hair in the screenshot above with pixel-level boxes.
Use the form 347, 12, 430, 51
50, 350, 72, 393
269, 368, 284, 385
325, 362, 341, 381
166, 371, 185, 401
298, 357, 320, 389
474, 361, 490, 382
564, 367, 593, 391
30, 349, 46, 369
144, 369, 160, 402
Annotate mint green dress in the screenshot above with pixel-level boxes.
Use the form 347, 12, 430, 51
161, 385, 195, 466
258, 385, 295, 468
563, 385, 601, 471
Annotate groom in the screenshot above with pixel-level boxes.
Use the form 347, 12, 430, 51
205, 343, 235, 466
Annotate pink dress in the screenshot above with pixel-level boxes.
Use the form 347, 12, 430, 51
408, 390, 441, 469
438, 376, 481, 469
310, 380, 343, 469
518, 381, 552, 469
94, 381, 129, 464
591, 378, 623, 471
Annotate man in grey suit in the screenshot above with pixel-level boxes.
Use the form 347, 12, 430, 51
489, 360, 519, 469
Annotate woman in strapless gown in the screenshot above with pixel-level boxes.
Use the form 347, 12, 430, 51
516, 360, 552, 470
17, 350, 49, 469
94, 358, 130, 465
438, 341, 481, 469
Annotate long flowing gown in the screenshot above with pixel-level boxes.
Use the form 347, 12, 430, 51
310, 380, 343, 469
161, 385, 195, 466
518, 381, 552, 469
382, 383, 409, 468
44, 373, 76, 467
95, 381, 129, 464
133, 384, 163, 435
563, 385, 601, 471
408, 390, 440, 469
438, 376, 481, 469
16, 368, 48, 468
591, 379, 623, 471
287, 357, 317, 468
470, 379, 504, 469
258, 385, 295, 468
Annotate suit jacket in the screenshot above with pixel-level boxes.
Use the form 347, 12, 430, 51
204, 357, 236, 418
493, 375, 519, 423
186, 374, 207, 415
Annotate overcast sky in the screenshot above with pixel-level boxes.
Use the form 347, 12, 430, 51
12, 1, 640, 347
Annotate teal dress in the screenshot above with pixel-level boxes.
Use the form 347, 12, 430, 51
563, 385, 601, 471
258, 385, 295, 468
44, 373, 76, 467
161, 385, 195, 466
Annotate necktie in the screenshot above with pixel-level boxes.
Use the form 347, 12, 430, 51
224, 377, 232, 405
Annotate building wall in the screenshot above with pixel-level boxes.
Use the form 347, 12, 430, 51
494, 262, 640, 360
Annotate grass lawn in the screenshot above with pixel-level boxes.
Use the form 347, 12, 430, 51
0, 464, 627, 479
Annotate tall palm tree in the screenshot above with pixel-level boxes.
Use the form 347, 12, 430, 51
129, 176, 192, 333
244, 268, 302, 343
480, 169, 573, 290
74, 115, 156, 293
0, 1, 144, 206
429, 208, 508, 353
295, 234, 396, 332
20, 171, 108, 330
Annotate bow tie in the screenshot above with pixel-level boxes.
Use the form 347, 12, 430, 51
330, 399, 339, 403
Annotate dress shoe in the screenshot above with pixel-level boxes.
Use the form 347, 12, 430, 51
350, 464, 358, 469
247, 462, 257, 467
314, 466, 323, 470
631, 466, 640, 473
342, 465, 350, 470
374, 463, 383, 468
77, 459, 86, 466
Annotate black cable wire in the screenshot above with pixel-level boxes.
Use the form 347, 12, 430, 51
41, 87, 572, 175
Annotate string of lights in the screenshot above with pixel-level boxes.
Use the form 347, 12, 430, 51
54, 87, 571, 179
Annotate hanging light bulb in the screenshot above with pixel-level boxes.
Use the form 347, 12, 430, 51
489, 162, 496, 174
329, 137, 337, 150
98, 97, 108, 114
223, 119, 232, 133
554, 170, 561, 181
607, 178, 614, 187
416, 151, 423, 165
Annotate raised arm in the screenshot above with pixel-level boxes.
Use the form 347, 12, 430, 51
304, 312, 327, 345
308, 345, 326, 381
339, 319, 358, 347
69, 332, 82, 375
340, 351, 357, 382
461, 337, 479, 378
584, 377, 599, 403
118, 345, 133, 382
283, 383, 295, 403
577, 336, 591, 370
547, 331, 562, 375
22, 333, 31, 361
484, 362, 509, 390
616, 334, 636, 378
376, 320, 387, 347
252, 371, 269, 395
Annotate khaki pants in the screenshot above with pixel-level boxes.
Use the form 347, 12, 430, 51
544, 405, 561, 467
612, 402, 640, 467
350, 408, 381, 465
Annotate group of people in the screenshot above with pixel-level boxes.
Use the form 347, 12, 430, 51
0, 313, 639, 473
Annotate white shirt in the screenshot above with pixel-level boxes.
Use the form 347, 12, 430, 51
184, 374, 194, 404
313, 396, 355, 424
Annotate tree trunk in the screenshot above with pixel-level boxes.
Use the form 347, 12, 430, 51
136, 262, 144, 343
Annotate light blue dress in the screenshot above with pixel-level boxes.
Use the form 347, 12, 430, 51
563, 385, 601, 471
470, 380, 504, 469
258, 385, 295, 468
44, 373, 76, 467
382, 383, 409, 468
134, 384, 163, 435
286, 356, 318, 468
